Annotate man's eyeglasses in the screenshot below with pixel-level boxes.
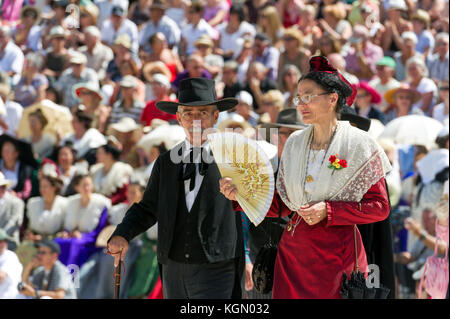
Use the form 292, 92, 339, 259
293, 92, 330, 105
179, 110, 214, 121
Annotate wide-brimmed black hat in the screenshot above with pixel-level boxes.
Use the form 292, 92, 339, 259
260, 109, 307, 130
0, 134, 38, 169
340, 106, 371, 132
156, 78, 238, 115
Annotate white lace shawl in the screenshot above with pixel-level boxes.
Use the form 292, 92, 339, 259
90, 162, 133, 196
276, 121, 392, 211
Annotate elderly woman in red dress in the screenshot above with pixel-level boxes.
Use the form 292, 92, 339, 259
220, 56, 392, 299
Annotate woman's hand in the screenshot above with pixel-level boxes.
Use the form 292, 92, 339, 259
297, 202, 327, 226
404, 217, 422, 237
219, 177, 237, 201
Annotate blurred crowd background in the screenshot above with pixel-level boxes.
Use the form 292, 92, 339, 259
0, 0, 448, 299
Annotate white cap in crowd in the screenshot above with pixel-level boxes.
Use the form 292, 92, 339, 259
235, 91, 253, 107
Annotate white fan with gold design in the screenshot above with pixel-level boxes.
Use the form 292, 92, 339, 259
208, 132, 275, 226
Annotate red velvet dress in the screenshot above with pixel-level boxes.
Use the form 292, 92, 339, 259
248, 177, 390, 299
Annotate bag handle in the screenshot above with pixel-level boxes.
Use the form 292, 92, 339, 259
434, 219, 448, 258
268, 195, 285, 246
353, 225, 359, 272
417, 261, 428, 299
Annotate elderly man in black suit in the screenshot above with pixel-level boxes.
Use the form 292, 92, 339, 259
108, 78, 244, 299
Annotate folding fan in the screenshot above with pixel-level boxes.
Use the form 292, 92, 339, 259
208, 132, 275, 226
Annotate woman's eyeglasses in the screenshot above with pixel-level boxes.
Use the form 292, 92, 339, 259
293, 92, 330, 105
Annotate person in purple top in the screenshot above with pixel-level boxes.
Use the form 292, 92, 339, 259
252, 33, 280, 82
171, 54, 211, 93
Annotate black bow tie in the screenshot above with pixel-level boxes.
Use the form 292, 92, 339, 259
182, 147, 209, 191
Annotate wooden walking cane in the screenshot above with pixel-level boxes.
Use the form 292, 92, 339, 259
114, 249, 123, 299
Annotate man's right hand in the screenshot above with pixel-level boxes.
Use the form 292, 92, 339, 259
107, 236, 129, 267
219, 177, 237, 201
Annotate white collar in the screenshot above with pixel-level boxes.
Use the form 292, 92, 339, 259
183, 139, 210, 159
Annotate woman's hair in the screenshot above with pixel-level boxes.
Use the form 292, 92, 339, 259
129, 181, 146, 193
280, 64, 301, 91
229, 3, 245, 22
101, 136, 122, 161
262, 90, 284, 112
319, 34, 342, 55
28, 108, 48, 129
74, 110, 94, 130
300, 4, 316, 16
283, 27, 303, 49
41, 175, 64, 195
45, 86, 63, 105
190, 0, 204, 13
52, 142, 77, 163
436, 134, 449, 149
149, 32, 166, 46
299, 71, 354, 116
259, 6, 282, 44
405, 56, 429, 78
323, 3, 346, 20
25, 52, 45, 70
72, 173, 91, 187
412, 9, 430, 29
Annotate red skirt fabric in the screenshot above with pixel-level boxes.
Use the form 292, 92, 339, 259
270, 178, 390, 299
273, 217, 368, 299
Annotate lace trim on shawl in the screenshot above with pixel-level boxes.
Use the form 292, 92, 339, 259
330, 151, 387, 202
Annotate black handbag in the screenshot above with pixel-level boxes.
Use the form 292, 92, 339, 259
340, 225, 390, 299
252, 196, 290, 294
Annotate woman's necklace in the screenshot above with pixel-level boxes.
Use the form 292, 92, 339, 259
305, 124, 338, 183
287, 123, 339, 236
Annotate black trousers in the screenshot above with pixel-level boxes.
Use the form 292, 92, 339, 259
162, 258, 236, 299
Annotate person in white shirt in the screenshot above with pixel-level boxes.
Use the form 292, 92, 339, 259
101, 5, 139, 55
406, 56, 438, 115
0, 173, 25, 251
78, 26, 114, 82
63, 174, 111, 236
181, 1, 219, 57
138, 0, 181, 53
426, 32, 449, 84
215, 4, 255, 60
0, 229, 23, 299
60, 110, 107, 162
0, 25, 25, 86
95, 0, 130, 28
369, 56, 401, 112
432, 81, 450, 124
0, 81, 23, 137
26, 169, 68, 239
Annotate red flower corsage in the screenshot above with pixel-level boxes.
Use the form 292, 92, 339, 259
328, 154, 347, 174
